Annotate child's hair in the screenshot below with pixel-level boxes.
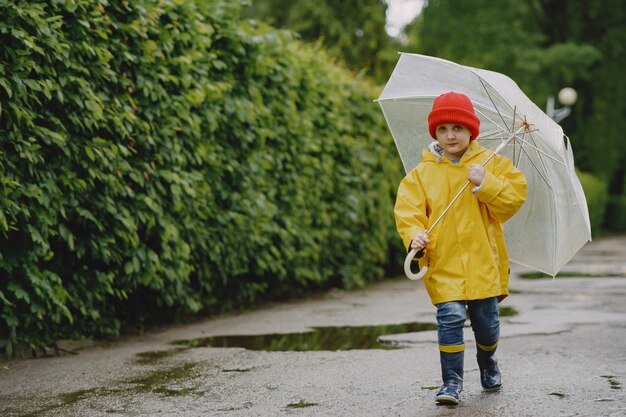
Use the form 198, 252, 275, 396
427, 92, 480, 141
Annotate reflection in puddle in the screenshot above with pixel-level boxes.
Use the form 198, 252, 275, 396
175, 322, 438, 351
519, 271, 626, 279
134, 348, 188, 365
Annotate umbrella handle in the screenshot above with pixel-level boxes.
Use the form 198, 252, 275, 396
404, 248, 428, 280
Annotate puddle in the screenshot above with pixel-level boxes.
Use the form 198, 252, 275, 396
134, 348, 188, 365
174, 322, 438, 351
126, 362, 201, 396
10, 388, 104, 417
519, 271, 626, 279
12, 358, 208, 416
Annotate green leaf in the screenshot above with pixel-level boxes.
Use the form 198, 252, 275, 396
84, 146, 96, 161
8, 284, 30, 303
0, 77, 12, 98
0, 290, 14, 306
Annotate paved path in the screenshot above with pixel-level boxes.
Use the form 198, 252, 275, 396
1, 236, 626, 416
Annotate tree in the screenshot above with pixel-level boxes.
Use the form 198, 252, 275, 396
244, 0, 398, 82
403, 0, 625, 230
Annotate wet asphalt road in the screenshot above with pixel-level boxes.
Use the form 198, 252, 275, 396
1, 235, 626, 416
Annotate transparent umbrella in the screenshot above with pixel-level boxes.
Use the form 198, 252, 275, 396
377, 53, 591, 279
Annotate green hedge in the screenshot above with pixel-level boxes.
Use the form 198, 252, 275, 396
0, 0, 403, 355
604, 195, 626, 232
576, 169, 608, 236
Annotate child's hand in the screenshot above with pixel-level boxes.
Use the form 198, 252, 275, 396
411, 234, 430, 251
468, 164, 486, 186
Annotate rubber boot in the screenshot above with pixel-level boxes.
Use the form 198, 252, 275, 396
477, 344, 502, 391
435, 350, 464, 405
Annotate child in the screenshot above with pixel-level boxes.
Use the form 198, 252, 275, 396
394, 92, 527, 405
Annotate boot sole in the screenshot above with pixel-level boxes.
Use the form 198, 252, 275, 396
482, 385, 502, 392
436, 395, 460, 405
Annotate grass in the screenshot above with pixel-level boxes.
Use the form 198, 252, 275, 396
286, 399, 318, 408
499, 306, 519, 317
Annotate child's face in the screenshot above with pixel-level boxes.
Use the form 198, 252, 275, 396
434, 123, 472, 158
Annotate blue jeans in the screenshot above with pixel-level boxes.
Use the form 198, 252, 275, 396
436, 297, 500, 351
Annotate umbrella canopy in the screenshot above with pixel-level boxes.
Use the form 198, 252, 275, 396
378, 53, 591, 277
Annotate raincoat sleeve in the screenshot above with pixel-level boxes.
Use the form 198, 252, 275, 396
474, 156, 527, 223
394, 171, 429, 252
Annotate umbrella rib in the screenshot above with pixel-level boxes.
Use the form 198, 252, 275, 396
527, 129, 557, 180
479, 128, 540, 141
512, 134, 522, 166
521, 129, 561, 274
512, 108, 518, 163
477, 128, 509, 140
479, 79, 511, 131
529, 130, 560, 276
515, 138, 523, 166
517, 141, 553, 190
515, 143, 526, 167
375, 94, 447, 102
513, 134, 565, 166
474, 109, 513, 137
478, 125, 561, 179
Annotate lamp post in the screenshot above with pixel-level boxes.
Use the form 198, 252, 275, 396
546, 87, 577, 123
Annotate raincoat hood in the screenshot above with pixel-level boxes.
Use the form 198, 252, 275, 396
423, 140, 488, 164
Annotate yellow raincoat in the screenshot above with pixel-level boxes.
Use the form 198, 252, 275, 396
394, 141, 527, 305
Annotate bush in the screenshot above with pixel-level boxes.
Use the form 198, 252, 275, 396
576, 169, 608, 236
0, 0, 403, 355
604, 195, 626, 232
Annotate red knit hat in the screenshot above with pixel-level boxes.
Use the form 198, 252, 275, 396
427, 92, 480, 140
